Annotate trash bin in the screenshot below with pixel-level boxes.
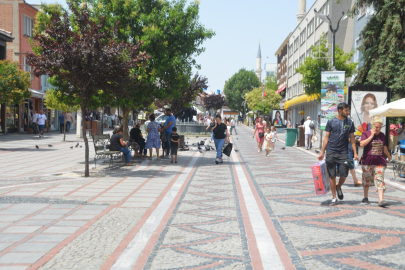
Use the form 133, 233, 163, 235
285, 128, 298, 147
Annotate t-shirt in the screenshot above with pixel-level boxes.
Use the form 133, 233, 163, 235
231, 119, 235, 126
32, 113, 38, 123
303, 120, 314, 135
110, 133, 123, 151
170, 133, 180, 147
271, 131, 277, 142
59, 114, 64, 124
130, 128, 142, 141
213, 123, 227, 139
165, 114, 176, 133
37, 114, 47, 125
65, 113, 72, 122
325, 117, 355, 154
206, 119, 211, 126
361, 131, 387, 166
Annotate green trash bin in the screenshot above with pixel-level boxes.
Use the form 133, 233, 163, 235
285, 128, 298, 146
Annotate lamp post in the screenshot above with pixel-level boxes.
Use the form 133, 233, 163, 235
314, 9, 347, 70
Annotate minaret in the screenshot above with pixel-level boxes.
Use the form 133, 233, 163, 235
255, 42, 262, 81
297, 0, 306, 23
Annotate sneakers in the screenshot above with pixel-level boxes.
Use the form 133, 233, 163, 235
336, 187, 344, 200
362, 197, 369, 204
330, 198, 338, 206
378, 200, 389, 207
219, 158, 223, 163
215, 158, 219, 164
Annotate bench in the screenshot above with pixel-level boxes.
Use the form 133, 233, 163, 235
92, 134, 122, 169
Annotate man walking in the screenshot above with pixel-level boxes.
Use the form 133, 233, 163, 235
65, 111, 73, 133
161, 108, 176, 158
59, 112, 65, 134
32, 110, 38, 134
230, 118, 237, 135
318, 103, 359, 206
36, 110, 47, 137
303, 116, 315, 150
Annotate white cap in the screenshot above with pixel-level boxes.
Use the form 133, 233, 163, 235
307, 116, 311, 119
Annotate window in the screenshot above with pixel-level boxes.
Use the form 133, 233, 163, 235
354, 38, 364, 67
23, 56, 32, 79
299, 54, 305, 66
294, 38, 299, 51
23, 14, 34, 37
306, 48, 312, 58
307, 19, 314, 37
300, 28, 306, 45
293, 60, 299, 73
288, 65, 292, 78
288, 44, 293, 57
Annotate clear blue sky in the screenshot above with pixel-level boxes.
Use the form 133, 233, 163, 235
29, 0, 316, 93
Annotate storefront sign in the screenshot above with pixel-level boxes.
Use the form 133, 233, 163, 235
320, 71, 345, 130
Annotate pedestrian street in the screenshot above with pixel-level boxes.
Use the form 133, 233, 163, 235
0, 125, 404, 269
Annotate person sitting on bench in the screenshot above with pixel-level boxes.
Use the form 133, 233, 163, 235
110, 127, 133, 166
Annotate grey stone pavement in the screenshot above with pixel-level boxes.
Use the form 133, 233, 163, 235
0, 125, 404, 269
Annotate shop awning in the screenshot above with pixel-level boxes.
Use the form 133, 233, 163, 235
369, 98, 405, 117
29, 89, 45, 99
276, 85, 286, 94
284, 93, 321, 109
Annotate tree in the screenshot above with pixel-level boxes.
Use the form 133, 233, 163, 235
69, 0, 215, 124
264, 74, 277, 91
0, 60, 31, 105
155, 73, 208, 116
295, 36, 357, 96
349, 0, 405, 98
27, 4, 150, 176
224, 68, 261, 111
44, 87, 80, 141
202, 94, 226, 112
245, 87, 281, 114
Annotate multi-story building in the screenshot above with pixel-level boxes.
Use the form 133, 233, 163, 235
275, 33, 291, 109
0, 0, 45, 133
0, 29, 14, 133
264, 63, 277, 78
284, 0, 355, 127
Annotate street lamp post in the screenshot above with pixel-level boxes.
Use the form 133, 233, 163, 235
314, 9, 347, 70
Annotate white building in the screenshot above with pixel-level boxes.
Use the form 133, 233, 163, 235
284, 0, 354, 126
264, 63, 277, 78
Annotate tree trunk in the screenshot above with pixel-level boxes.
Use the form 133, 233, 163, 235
81, 106, 90, 177
122, 105, 130, 141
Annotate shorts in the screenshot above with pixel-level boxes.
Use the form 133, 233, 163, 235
325, 152, 349, 178
362, 165, 386, 190
38, 125, 45, 131
171, 145, 178, 155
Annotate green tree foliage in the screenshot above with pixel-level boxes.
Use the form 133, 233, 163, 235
0, 60, 31, 105
245, 87, 281, 114
224, 68, 261, 111
27, 4, 150, 176
264, 74, 277, 91
295, 36, 357, 96
349, 0, 405, 98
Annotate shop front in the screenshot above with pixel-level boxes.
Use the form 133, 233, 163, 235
285, 94, 321, 128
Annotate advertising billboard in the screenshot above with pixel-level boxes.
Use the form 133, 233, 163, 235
320, 71, 345, 130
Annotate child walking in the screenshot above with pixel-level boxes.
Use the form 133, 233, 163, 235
263, 128, 273, 156
270, 126, 278, 152
170, 127, 180, 163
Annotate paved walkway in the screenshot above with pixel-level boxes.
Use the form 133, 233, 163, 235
0, 125, 404, 269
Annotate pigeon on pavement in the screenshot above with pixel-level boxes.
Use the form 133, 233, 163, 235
281, 147, 286, 150
315, 150, 320, 154
70, 146, 73, 149
196, 136, 199, 138
35, 145, 39, 149
75, 143, 79, 147
48, 144, 53, 147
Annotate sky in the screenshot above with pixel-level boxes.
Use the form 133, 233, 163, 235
28, 0, 316, 94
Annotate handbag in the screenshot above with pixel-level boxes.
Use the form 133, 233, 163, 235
258, 132, 264, 138
223, 143, 233, 157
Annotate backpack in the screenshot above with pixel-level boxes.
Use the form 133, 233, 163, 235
309, 121, 315, 129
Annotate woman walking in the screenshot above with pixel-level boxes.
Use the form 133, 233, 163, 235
145, 114, 162, 160
252, 117, 265, 152
360, 117, 392, 207
212, 115, 230, 164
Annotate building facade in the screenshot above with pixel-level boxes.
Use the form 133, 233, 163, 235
0, 29, 14, 134
0, 0, 46, 133
275, 34, 291, 109
264, 63, 277, 78
284, 0, 355, 127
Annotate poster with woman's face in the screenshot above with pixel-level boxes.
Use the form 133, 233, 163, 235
272, 110, 284, 126
350, 91, 387, 135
